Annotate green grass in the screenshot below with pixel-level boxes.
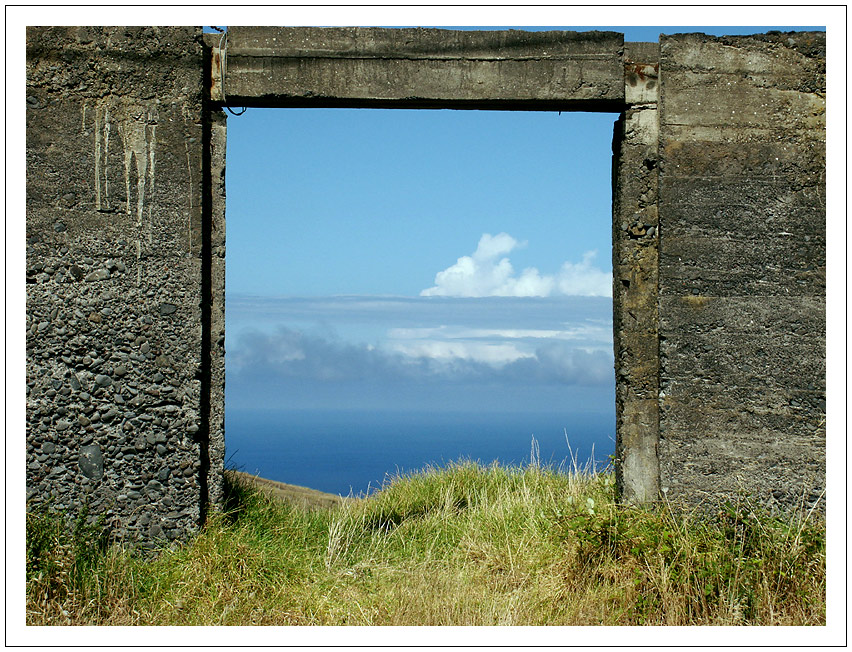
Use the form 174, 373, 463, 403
26, 460, 825, 626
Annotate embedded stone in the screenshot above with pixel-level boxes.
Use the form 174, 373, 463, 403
85, 269, 110, 282
145, 431, 167, 445
78, 444, 104, 480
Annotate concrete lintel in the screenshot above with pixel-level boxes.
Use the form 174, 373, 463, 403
209, 26, 625, 108
228, 26, 624, 59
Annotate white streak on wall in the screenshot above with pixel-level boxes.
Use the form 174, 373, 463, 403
108, 102, 159, 285
182, 108, 194, 256
179, 105, 199, 256
185, 139, 193, 254
92, 104, 113, 211
103, 107, 111, 207
148, 122, 157, 246
119, 110, 150, 227
93, 105, 102, 210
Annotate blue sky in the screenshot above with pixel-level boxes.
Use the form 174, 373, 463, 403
222, 25, 825, 416
224, 104, 617, 415
225, 108, 615, 297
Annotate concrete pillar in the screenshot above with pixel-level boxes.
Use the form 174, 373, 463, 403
613, 42, 661, 505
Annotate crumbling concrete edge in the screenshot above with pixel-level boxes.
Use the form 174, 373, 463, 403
202, 37, 227, 514
613, 42, 661, 505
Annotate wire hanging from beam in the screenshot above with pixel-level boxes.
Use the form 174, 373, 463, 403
210, 27, 247, 116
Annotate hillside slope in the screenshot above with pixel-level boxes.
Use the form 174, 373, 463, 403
225, 469, 345, 509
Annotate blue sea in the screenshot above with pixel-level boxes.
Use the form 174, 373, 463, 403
225, 408, 615, 497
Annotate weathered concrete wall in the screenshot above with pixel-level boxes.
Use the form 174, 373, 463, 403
26, 27, 826, 548
612, 42, 661, 505
25, 27, 224, 545
206, 107, 227, 510
216, 27, 625, 110
656, 32, 826, 511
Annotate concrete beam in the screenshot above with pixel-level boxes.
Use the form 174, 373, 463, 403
210, 27, 624, 110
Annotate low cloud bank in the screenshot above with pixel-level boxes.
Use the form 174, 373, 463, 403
420, 233, 611, 298
229, 326, 613, 387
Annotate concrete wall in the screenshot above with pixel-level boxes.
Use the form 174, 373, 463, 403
25, 27, 826, 547
612, 42, 662, 504
25, 27, 224, 545
217, 27, 625, 110
656, 32, 826, 510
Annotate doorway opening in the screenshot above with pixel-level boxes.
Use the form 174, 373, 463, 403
223, 108, 618, 497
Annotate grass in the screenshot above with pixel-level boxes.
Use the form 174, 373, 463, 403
26, 459, 825, 626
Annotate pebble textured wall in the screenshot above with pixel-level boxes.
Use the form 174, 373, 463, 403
25, 27, 215, 547
656, 32, 826, 511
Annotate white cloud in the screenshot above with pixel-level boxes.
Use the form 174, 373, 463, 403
388, 340, 534, 366
384, 322, 611, 369
229, 326, 612, 388
556, 251, 613, 297
420, 233, 611, 298
387, 325, 609, 342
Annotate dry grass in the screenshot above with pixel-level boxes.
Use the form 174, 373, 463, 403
225, 470, 345, 510
26, 460, 825, 626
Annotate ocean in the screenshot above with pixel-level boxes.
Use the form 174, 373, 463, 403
224, 408, 615, 497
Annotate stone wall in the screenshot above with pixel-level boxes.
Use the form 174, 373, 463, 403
25, 27, 223, 546
656, 32, 826, 511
